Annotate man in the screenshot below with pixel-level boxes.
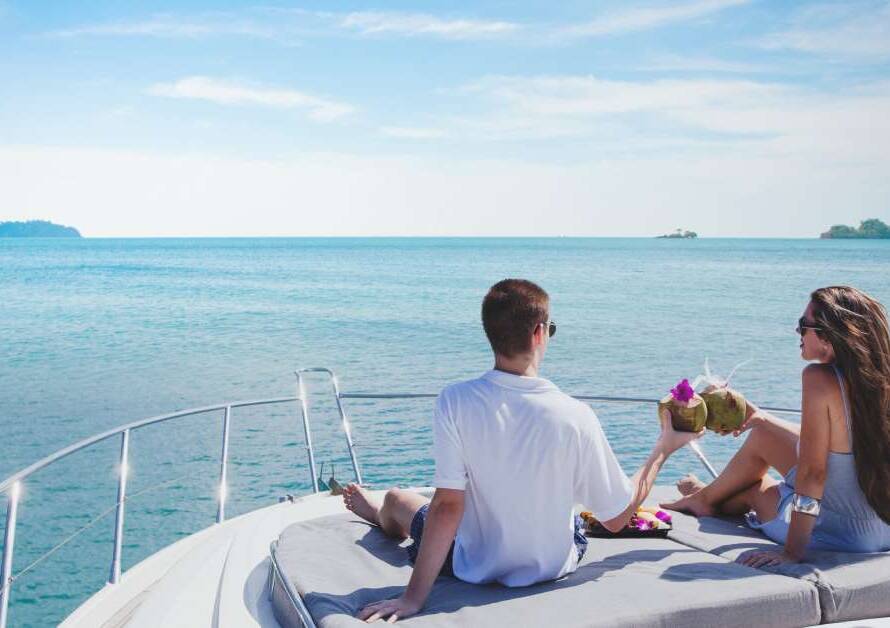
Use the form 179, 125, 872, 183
343, 278, 701, 622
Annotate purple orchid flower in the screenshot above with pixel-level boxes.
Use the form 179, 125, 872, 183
670, 379, 695, 403
655, 510, 673, 524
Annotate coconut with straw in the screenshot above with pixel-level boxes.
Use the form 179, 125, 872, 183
695, 359, 749, 433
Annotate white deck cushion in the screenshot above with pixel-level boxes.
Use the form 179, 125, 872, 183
656, 486, 890, 624
271, 511, 820, 628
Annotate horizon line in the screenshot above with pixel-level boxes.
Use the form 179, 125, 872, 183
0, 234, 836, 240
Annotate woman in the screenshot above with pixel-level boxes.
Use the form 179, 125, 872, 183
663, 286, 890, 566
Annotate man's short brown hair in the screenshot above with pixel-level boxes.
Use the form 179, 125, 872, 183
482, 279, 550, 357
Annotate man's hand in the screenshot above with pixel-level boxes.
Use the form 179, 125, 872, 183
658, 408, 705, 455
358, 489, 463, 622
358, 595, 422, 623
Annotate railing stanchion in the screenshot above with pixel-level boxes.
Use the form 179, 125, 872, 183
216, 406, 232, 524
109, 429, 130, 585
330, 374, 362, 485
296, 373, 320, 493
0, 482, 21, 628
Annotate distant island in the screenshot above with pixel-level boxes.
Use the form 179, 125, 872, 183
657, 228, 698, 239
821, 218, 890, 239
0, 220, 82, 238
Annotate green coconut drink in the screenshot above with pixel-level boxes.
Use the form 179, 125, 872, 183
658, 379, 708, 432
702, 387, 747, 433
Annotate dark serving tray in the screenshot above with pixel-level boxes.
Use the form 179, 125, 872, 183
585, 523, 671, 538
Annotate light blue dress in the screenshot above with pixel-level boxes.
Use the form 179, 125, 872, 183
746, 365, 890, 553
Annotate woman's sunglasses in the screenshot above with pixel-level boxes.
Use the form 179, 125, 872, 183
796, 317, 821, 336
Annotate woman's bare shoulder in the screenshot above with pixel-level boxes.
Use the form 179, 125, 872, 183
802, 363, 839, 399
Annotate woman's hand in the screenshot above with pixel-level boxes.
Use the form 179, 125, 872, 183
658, 408, 705, 455
727, 412, 765, 437
713, 411, 765, 437
704, 385, 763, 437
737, 549, 798, 568
357, 596, 422, 623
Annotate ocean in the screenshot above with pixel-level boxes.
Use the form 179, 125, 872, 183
1, 237, 889, 626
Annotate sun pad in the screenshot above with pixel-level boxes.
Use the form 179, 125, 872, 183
270, 510, 820, 628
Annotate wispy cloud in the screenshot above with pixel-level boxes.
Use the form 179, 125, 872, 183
430, 73, 890, 169
51, 3, 745, 45
337, 12, 519, 39
462, 74, 783, 117
760, 1, 890, 59
635, 54, 767, 74
48, 9, 519, 43
565, 0, 750, 37
49, 12, 301, 43
380, 126, 449, 139
146, 77, 355, 122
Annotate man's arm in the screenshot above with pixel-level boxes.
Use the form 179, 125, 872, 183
358, 488, 464, 623
600, 409, 702, 533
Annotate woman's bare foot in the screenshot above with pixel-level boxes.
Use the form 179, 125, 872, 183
676, 473, 707, 496
343, 483, 382, 526
661, 491, 716, 518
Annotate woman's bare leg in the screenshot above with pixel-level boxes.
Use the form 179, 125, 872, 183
719, 476, 781, 520
677, 474, 706, 496
662, 421, 797, 516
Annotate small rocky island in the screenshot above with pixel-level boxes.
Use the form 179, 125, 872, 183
0, 220, 82, 238
657, 228, 698, 239
820, 218, 889, 239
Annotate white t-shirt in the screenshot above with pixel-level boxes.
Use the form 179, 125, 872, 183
433, 369, 633, 587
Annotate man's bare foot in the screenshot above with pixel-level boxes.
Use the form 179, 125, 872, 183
676, 473, 707, 496
343, 483, 381, 526
661, 491, 716, 518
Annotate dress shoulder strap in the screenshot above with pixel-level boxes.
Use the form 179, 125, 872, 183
832, 364, 853, 443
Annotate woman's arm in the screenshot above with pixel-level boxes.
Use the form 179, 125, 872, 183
784, 364, 833, 561
733, 398, 800, 438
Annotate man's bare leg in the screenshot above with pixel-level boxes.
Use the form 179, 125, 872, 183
343, 484, 430, 539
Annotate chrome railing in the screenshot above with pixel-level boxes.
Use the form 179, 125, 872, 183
0, 368, 366, 628
296, 368, 363, 492
0, 367, 802, 628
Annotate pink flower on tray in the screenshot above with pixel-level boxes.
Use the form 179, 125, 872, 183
655, 510, 672, 524
670, 379, 695, 403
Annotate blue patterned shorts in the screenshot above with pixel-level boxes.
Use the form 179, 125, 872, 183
407, 505, 588, 575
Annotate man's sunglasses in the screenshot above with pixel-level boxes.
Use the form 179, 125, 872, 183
796, 317, 821, 336
540, 321, 556, 338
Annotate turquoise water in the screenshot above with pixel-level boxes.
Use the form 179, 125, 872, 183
1, 237, 889, 626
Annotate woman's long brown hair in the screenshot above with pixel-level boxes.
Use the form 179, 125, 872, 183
811, 286, 890, 524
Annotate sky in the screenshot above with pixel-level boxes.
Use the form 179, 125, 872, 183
1, 0, 889, 237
